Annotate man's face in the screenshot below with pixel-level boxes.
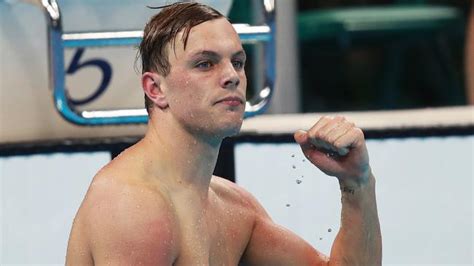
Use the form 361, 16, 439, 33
161, 18, 247, 140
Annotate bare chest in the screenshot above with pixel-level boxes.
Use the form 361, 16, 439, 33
172, 199, 253, 265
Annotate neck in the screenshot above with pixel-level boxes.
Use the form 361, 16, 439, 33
139, 115, 222, 199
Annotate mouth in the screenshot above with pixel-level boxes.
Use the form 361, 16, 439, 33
215, 96, 245, 107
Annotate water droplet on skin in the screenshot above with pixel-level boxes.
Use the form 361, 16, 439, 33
328, 228, 332, 232
286, 204, 291, 207
136, 205, 141, 209
296, 179, 302, 184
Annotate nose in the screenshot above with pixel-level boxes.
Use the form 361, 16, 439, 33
220, 61, 240, 89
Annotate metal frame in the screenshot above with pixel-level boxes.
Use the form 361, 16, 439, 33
41, 0, 276, 125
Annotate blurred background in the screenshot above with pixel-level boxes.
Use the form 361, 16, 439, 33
230, 0, 471, 113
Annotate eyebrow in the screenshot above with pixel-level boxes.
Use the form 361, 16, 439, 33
189, 50, 247, 59
233, 50, 247, 59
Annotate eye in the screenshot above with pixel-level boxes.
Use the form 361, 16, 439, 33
232, 60, 245, 70
196, 61, 213, 69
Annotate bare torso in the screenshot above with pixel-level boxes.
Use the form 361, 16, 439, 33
67, 145, 258, 265
67, 114, 381, 265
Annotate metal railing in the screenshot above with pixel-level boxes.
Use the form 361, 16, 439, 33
41, 0, 276, 125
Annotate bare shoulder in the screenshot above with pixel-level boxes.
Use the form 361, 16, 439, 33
210, 176, 269, 216
67, 157, 178, 265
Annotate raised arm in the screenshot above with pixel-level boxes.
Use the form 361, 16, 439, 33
294, 116, 382, 265
241, 116, 381, 265
239, 185, 330, 265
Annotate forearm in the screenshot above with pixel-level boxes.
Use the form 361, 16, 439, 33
329, 173, 382, 266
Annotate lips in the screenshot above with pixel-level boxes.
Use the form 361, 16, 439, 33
216, 96, 245, 106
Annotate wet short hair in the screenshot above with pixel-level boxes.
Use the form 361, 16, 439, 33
139, 2, 225, 114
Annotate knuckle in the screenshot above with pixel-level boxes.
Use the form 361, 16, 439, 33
344, 123, 354, 131
308, 130, 318, 139
326, 136, 336, 144
321, 116, 331, 123
353, 127, 364, 137
345, 121, 355, 127
314, 131, 324, 139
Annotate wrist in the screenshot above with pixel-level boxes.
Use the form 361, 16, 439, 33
338, 172, 378, 211
338, 169, 374, 194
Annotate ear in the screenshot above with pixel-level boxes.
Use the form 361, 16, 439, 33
142, 72, 169, 109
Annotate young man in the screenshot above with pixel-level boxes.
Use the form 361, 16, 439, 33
66, 2, 382, 265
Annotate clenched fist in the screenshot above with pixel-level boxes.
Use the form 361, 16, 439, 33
294, 116, 371, 186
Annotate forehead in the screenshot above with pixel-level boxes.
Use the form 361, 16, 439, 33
171, 18, 243, 58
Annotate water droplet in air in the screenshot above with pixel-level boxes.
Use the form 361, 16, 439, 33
296, 179, 302, 184
319, 237, 323, 240
291, 154, 295, 158
328, 228, 332, 232
302, 159, 306, 162
292, 165, 296, 169
286, 203, 291, 207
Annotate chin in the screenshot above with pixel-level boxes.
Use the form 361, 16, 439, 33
223, 124, 243, 137
187, 115, 243, 141
216, 115, 244, 138
221, 119, 244, 137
